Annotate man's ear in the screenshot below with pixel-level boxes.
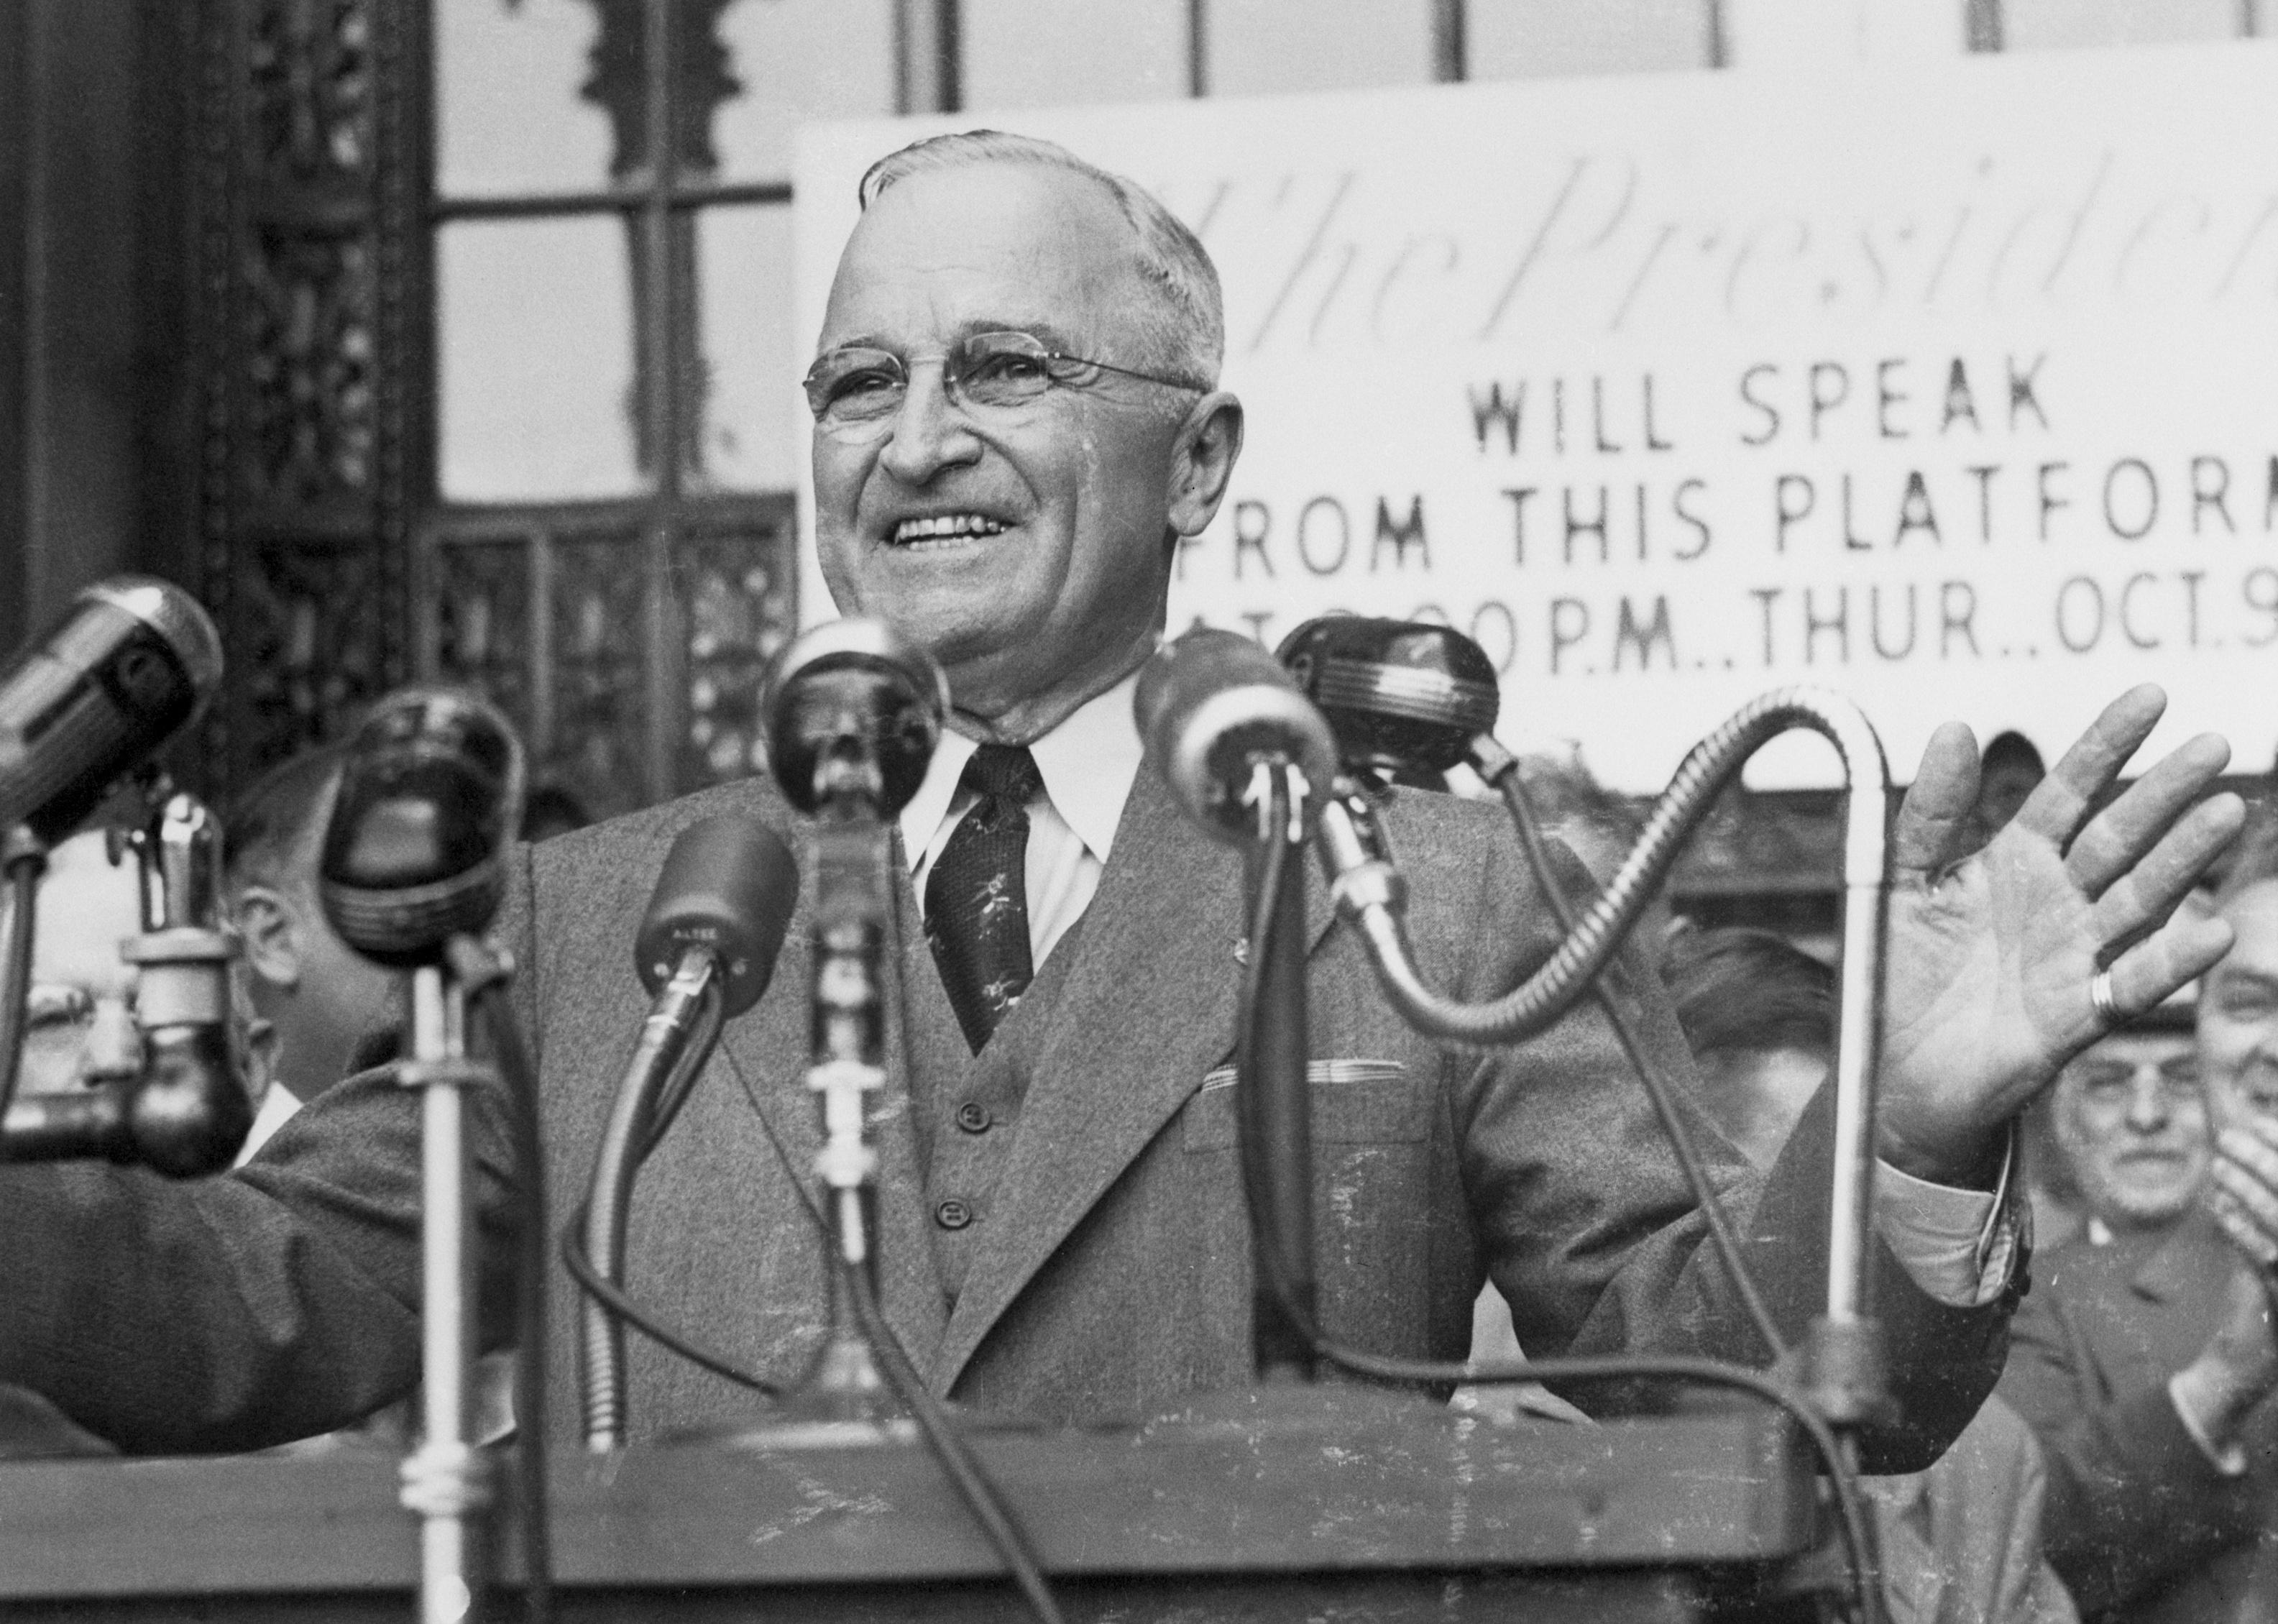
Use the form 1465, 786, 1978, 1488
1166, 390, 1244, 538
233, 885, 303, 992
242, 1015, 283, 1103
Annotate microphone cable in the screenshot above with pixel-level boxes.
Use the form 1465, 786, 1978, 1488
450, 937, 554, 1624
1236, 774, 1883, 1624
558, 1204, 783, 1400
1485, 767, 1791, 1364
841, 1257, 1066, 1624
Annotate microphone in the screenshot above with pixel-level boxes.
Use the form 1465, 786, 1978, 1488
0, 577, 224, 844
582, 815, 800, 1449
761, 620, 945, 819
1135, 628, 1339, 845
318, 687, 526, 967
634, 815, 799, 1016
1275, 616, 1500, 779
4, 794, 252, 1178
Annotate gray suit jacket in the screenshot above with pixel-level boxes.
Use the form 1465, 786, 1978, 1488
1999, 1211, 2275, 1623
0, 769, 2005, 1464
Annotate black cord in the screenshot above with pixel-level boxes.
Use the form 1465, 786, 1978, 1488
842, 1258, 1067, 1624
559, 1203, 783, 1398
467, 976, 554, 1624
0, 853, 46, 1123
1489, 770, 1791, 1364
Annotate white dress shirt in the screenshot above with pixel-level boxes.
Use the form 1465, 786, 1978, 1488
899, 666, 2011, 1308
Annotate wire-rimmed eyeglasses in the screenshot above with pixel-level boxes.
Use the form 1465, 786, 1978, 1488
802, 330, 1205, 439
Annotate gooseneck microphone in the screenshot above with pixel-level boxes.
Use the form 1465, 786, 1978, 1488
318, 687, 525, 964
762, 620, 945, 820
0, 577, 224, 844
582, 815, 800, 1450
1275, 617, 1501, 780
1135, 629, 1340, 845
1137, 628, 1341, 1384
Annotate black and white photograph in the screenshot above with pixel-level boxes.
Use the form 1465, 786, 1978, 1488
1, 1, 2274, 1618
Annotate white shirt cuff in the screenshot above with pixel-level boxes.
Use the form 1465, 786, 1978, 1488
1872, 1126, 2021, 1308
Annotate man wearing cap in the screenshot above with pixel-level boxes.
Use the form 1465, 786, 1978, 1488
2001, 838, 2278, 1623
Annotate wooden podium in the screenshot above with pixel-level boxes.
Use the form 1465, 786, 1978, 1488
0, 1390, 1822, 1621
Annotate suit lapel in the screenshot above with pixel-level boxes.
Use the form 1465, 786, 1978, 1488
2066, 1213, 2234, 1395
720, 822, 952, 1365
931, 769, 1246, 1389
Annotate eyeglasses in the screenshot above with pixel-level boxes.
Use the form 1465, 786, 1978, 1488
802, 331, 1205, 439
2072, 1054, 2203, 1109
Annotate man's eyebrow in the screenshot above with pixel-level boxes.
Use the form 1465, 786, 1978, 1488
814, 321, 1083, 358
2211, 967, 2278, 998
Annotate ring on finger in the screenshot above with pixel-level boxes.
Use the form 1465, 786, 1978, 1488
2090, 966, 2123, 1030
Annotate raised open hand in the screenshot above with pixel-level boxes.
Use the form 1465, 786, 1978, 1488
1875, 685, 2241, 1183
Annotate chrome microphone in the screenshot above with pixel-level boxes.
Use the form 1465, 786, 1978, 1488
0, 577, 224, 844
318, 688, 526, 967
761, 620, 945, 820
1275, 616, 1500, 779
1135, 628, 1338, 845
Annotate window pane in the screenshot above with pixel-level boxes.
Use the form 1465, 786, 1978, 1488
695, 205, 797, 492
1470, 0, 1711, 77
964, 0, 1188, 108
2004, 0, 2241, 46
435, 0, 615, 198
439, 218, 641, 501
1206, 0, 1435, 95
714, 0, 896, 183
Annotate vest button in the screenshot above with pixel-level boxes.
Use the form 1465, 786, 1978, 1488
934, 1198, 974, 1231
955, 1101, 992, 1134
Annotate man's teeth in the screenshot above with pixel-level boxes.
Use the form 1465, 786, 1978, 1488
894, 514, 1006, 543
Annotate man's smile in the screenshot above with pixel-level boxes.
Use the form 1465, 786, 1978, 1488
891, 513, 1009, 547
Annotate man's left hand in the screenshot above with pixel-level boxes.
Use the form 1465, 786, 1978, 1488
1875, 684, 2241, 1184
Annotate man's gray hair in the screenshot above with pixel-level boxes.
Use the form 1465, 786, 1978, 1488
858, 130, 1223, 391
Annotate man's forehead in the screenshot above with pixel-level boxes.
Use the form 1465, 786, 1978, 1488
822, 162, 1138, 347
27, 832, 143, 991
2070, 1030, 2193, 1070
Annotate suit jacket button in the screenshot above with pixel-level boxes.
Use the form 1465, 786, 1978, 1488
935, 1198, 974, 1230
955, 1101, 992, 1134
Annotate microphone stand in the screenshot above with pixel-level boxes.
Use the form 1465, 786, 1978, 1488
579, 945, 725, 1451
1239, 764, 1316, 1383
0, 825, 47, 1123
802, 810, 894, 1418
397, 959, 498, 1624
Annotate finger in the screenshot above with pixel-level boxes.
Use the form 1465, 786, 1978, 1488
2209, 1162, 2278, 1256
2210, 1188, 2278, 1269
2088, 790, 2246, 946
2101, 912, 2235, 1024
2221, 1124, 2278, 1193
2067, 735, 2234, 899
2009, 684, 2167, 849
1891, 721, 1980, 878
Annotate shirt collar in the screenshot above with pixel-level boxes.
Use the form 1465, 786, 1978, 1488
897, 666, 1146, 871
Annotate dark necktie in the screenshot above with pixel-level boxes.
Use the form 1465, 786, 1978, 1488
925, 744, 1044, 1053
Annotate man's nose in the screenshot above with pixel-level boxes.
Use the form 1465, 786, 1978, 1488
876, 364, 981, 485
2123, 1073, 2172, 1130
78, 997, 143, 1083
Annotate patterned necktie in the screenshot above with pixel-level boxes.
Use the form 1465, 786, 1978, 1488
925, 744, 1045, 1054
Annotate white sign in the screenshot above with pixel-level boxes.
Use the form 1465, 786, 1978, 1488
794, 42, 2278, 789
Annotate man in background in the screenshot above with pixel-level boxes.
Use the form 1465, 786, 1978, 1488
224, 745, 401, 1104
2001, 825, 2278, 1623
